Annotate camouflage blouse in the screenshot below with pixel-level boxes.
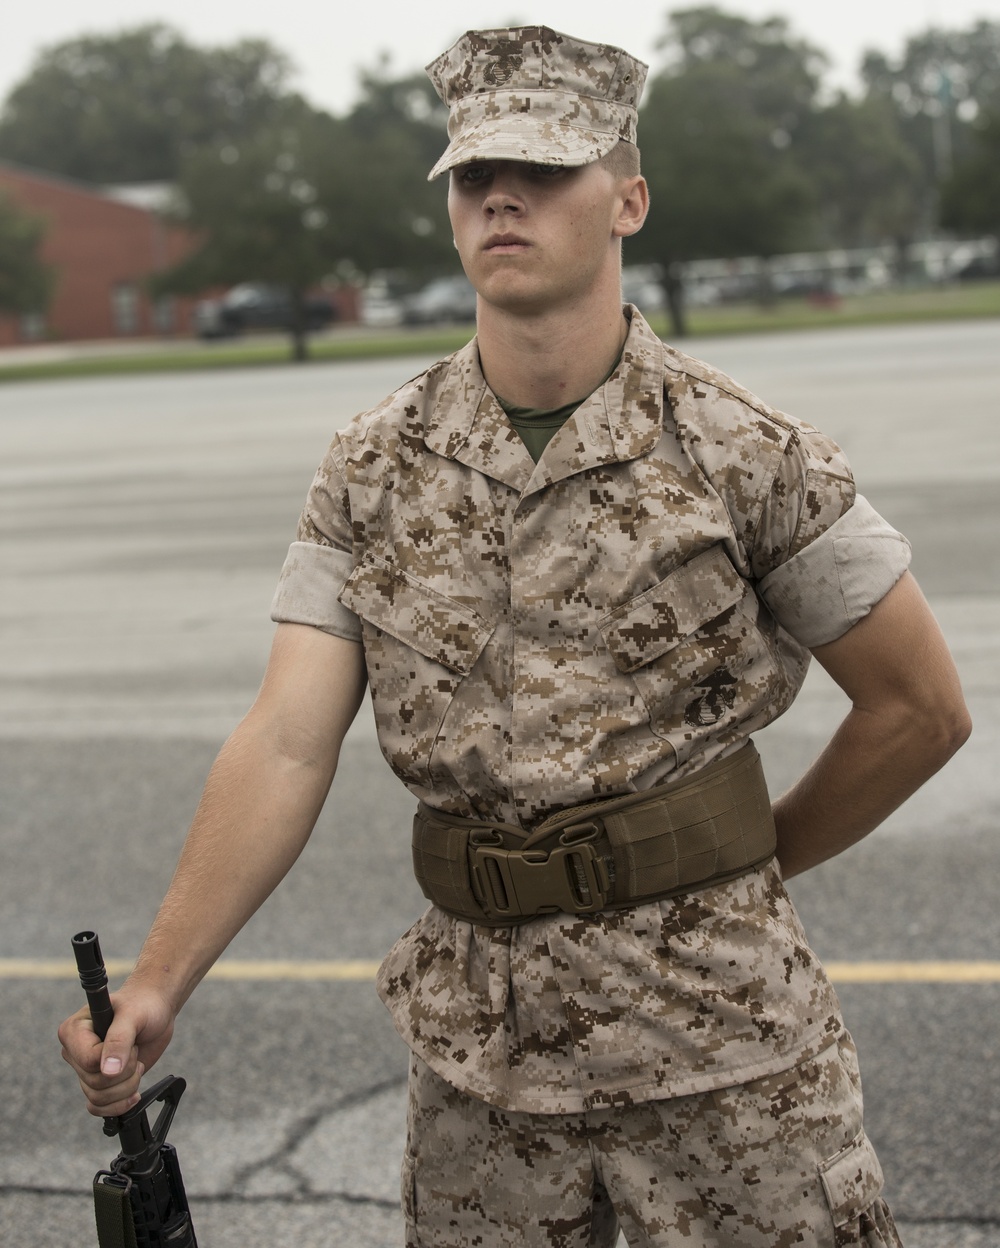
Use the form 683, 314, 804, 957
272, 310, 911, 1112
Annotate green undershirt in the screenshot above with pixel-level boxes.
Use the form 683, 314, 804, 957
499, 396, 582, 462
496, 346, 626, 463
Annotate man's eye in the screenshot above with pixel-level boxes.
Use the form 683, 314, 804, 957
458, 165, 492, 184
527, 163, 565, 178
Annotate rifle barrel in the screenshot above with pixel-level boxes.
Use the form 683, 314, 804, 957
72, 930, 115, 1041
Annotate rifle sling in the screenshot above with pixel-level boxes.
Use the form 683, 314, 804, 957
93, 1172, 138, 1248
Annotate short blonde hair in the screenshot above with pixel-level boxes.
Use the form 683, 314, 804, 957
599, 141, 641, 180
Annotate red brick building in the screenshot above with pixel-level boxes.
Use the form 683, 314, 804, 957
0, 161, 201, 346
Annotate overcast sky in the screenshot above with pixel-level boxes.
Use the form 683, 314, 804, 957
5, 0, 1000, 116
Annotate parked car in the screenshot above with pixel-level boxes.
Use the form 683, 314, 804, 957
772, 274, 839, 301
402, 275, 477, 325
953, 255, 1000, 282
360, 279, 406, 328
195, 283, 336, 339
398, 267, 666, 325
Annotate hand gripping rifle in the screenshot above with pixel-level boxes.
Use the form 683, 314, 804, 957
72, 931, 199, 1248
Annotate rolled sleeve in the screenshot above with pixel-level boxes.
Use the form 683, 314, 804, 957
757, 496, 911, 648
270, 541, 363, 642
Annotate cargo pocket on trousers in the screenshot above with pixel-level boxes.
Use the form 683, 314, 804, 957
400, 1149, 418, 1229
819, 1129, 885, 1228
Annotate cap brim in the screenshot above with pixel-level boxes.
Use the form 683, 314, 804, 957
427, 121, 619, 181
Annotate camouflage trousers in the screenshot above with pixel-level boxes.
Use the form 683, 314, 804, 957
401, 1032, 902, 1247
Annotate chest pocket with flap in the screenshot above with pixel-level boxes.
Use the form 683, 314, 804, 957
597, 544, 769, 756
340, 554, 493, 674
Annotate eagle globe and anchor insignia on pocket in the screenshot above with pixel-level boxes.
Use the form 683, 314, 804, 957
684, 669, 740, 728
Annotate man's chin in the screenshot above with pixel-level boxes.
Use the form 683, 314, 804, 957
476, 281, 554, 319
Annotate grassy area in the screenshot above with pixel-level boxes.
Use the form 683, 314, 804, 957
0, 327, 476, 384
1, 282, 998, 384
665, 280, 1000, 338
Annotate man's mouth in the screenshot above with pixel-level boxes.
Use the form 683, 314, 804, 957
484, 233, 530, 251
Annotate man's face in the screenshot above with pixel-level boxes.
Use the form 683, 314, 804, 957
447, 159, 627, 316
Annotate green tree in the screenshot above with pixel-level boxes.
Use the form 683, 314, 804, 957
635, 7, 824, 334
660, 4, 826, 112
156, 110, 347, 361
0, 24, 297, 184
803, 94, 923, 264
338, 63, 453, 276
861, 21, 1000, 221
155, 61, 456, 362
939, 111, 1000, 245
0, 191, 52, 317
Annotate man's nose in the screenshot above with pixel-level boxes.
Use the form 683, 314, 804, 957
483, 171, 524, 215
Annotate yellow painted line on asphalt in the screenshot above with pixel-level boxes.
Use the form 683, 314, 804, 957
3, 959, 1000, 983
0, 959, 135, 979
0, 958, 382, 981
208, 959, 384, 981
824, 961, 1000, 983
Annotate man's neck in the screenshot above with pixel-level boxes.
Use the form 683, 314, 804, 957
476, 292, 629, 410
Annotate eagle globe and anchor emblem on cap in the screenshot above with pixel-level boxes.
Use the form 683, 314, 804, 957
483, 41, 523, 86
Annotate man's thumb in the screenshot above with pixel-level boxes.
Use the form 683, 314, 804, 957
99, 1021, 137, 1076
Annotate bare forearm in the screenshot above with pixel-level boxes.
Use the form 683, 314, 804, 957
126, 713, 336, 1011
58, 625, 365, 1117
773, 702, 964, 878
773, 573, 971, 878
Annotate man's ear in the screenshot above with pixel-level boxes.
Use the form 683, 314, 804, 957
612, 176, 650, 239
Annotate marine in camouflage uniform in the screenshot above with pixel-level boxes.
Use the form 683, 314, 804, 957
59, 23, 971, 1248
271, 300, 907, 1246
268, 26, 927, 1246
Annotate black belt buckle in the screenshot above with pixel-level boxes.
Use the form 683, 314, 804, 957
468, 824, 611, 920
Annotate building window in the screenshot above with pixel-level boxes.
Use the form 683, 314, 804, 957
153, 294, 176, 334
111, 283, 140, 335
19, 312, 46, 341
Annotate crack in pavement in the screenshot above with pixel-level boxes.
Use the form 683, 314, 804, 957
0, 1185, 398, 1209
228, 1074, 408, 1199
1, 1187, 996, 1227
